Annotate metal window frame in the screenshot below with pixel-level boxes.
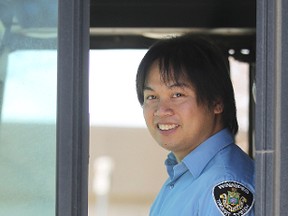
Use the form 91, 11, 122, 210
56, 0, 90, 215
256, 0, 288, 215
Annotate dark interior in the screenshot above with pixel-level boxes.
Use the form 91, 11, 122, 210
0, 0, 256, 63
89, 0, 256, 63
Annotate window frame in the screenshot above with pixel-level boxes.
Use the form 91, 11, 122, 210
255, 0, 288, 215
56, 0, 90, 215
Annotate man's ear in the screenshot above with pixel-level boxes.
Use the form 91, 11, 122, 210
213, 99, 224, 114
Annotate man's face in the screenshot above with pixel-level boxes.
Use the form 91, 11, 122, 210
142, 61, 224, 161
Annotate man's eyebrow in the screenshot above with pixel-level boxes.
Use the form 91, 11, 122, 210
168, 82, 191, 89
143, 82, 191, 91
143, 86, 154, 91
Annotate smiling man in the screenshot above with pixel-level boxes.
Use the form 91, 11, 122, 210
136, 35, 255, 216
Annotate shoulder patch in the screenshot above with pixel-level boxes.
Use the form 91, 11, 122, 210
213, 181, 254, 216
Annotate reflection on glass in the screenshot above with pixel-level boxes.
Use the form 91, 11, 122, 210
0, 1, 57, 215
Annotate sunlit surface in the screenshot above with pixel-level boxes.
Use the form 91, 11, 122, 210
89, 50, 147, 127
1, 51, 57, 123
230, 57, 250, 153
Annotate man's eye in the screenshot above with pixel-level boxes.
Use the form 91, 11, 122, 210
146, 95, 157, 100
173, 93, 183, 98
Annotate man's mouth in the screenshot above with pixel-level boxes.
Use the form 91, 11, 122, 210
157, 124, 179, 131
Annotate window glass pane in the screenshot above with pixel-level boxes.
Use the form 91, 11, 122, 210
0, 1, 57, 215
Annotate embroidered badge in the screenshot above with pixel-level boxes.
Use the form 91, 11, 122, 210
213, 181, 254, 216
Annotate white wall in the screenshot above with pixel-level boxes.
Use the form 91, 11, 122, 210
89, 127, 168, 205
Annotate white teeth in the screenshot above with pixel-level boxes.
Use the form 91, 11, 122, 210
158, 124, 178, 131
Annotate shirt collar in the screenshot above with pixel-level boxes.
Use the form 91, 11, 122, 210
164, 128, 234, 180
165, 152, 189, 182
165, 152, 179, 180
182, 128, 234, 178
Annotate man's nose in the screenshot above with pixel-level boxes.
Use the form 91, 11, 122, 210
153, 99, 173, 117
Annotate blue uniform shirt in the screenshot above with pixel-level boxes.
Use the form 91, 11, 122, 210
150, 128, 255, 216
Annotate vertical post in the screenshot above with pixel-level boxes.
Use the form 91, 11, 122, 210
56, 0, 90, 215
255, 0, 288, 215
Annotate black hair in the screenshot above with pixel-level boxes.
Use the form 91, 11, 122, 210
136, 34, 238, 135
